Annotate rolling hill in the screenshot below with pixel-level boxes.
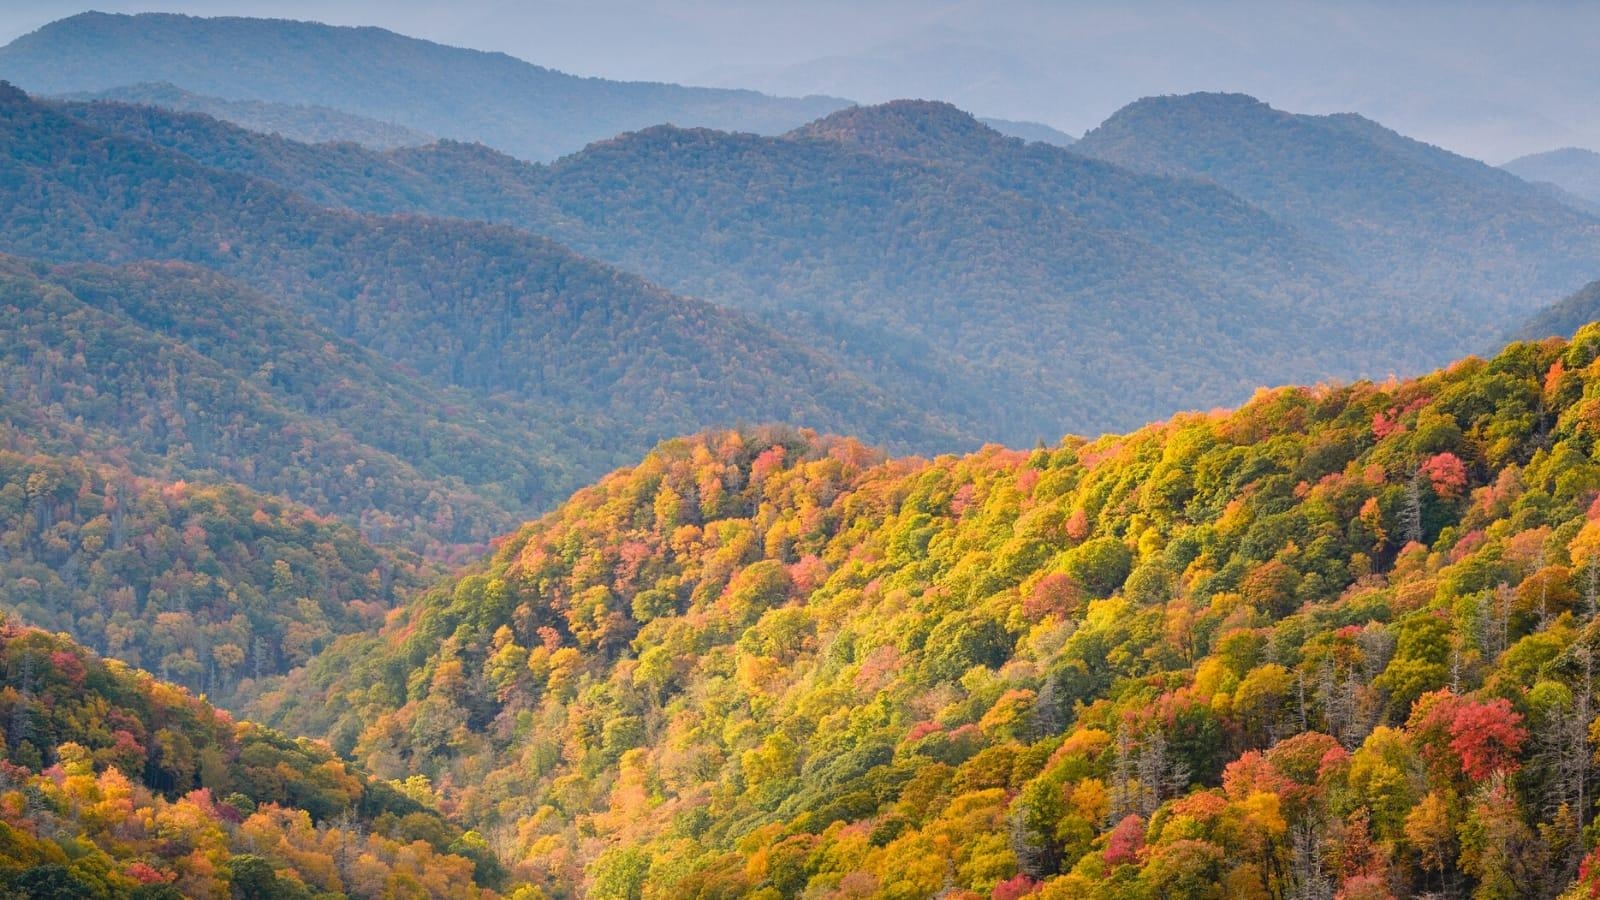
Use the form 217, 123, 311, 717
0, 435, 429, 705
1072, 92, 1600, 331
0, 11, 852, 162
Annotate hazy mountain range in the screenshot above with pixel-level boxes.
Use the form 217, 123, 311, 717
0, 11, 851, 161
1071, 92, 1600, 328
4, 10, 1600, 897
40, 76, 1600, 446
1513, 277, 1600, 343
59, 80, 438, 148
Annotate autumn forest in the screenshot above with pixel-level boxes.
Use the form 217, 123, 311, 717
2, 7, 1600, 900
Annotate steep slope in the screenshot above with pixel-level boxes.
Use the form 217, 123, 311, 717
1504, 147, 1600, 207
266, 330, 1600, 898
58, 95, 1444, 443
0, 626, 500, 897
0, 86, 959, 476
1073, 93, 1600, 330
59, 81, 436, 148
0, 11, 850, 161
1512, 278, 1600, 342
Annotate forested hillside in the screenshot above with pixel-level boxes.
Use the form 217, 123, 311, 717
1074, 93, 1600, 330
0, 626, 501, 897
0, 86, 959, 520
56, 95, 1445, 443
258, 328, 1600, 898
0, 12, 850, 162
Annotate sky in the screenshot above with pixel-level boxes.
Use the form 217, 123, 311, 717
3, 0, 1597, 162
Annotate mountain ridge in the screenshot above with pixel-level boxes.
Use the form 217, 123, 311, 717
57, 80, 438, 148
0, 624, 501, 896
0, 85, 959, 439
0, 11, 853, 161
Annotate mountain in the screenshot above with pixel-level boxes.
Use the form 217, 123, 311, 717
0, 625, 500, 897
1073, 92, 1600, 330
1503, 147, 1600, 208
59, 81, 436, 149
0, 86, 959, 518
978, 116, 1077, 147
57, 94, 1450, 443
1511, 278, 1600, 343
260, 328, 1600, 898
0, 12, 852, 162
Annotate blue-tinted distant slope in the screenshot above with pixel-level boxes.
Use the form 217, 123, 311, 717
1503, 147, 1600, 208
1074, 92, 1600, 331
532, 103, 1435, 439
58, 81, 436, 149
0, 86, 958, 507
978, 116, 1077, 147
0, 11, 851, 161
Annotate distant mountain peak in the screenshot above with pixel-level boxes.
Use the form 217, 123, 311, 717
1099, 92, 1410, 145
786, 99, 1013, 160
579, 123, 754, 156
1121, 91, 1269, 110
1075, 90, 1600, 331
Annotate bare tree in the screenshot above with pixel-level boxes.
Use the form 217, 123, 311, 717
1536, 631, 1598, 886
1289, 818, 1335, 900
1400, 471, 1424, 546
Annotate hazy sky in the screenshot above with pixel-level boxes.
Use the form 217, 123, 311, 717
4, 1, 1598, 162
